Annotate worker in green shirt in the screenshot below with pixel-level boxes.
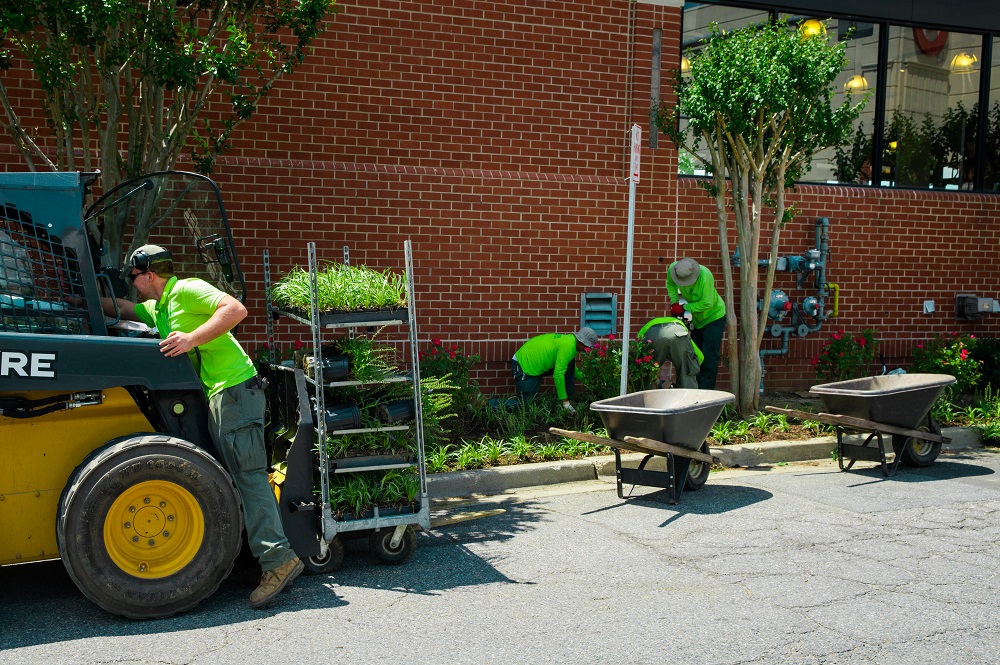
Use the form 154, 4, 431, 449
511, 327, 599, 412
101, 245, 303, 610
666, 258, 726, 389
638, 317, 703, 389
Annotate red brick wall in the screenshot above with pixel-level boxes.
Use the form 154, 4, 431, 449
3, 0, 1000, 394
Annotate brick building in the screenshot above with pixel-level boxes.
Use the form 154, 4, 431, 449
3, 0, 1000, 393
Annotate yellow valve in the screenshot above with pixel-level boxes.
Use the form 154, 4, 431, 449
828, 283, 840, 317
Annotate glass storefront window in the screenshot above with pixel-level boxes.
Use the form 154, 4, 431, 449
678, 3, 771, 175
881, 27, 981, 189
986, 37, 1000, 191
779, 16, 879, 185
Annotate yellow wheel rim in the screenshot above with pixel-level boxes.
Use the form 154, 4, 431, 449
103, 480, 205, 579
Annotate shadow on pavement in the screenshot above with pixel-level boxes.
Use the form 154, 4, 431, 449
841, 458, 995, 487
580, 482, 773, 528
0, 549, 344, 651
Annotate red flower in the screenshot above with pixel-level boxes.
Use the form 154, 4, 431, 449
917, 342, 925, 349
294, 339, 304, 350
856, 337, 866, 347
644, 355, 653, 362
810, 356, 819, 366
432, 338, 442, 346
449, 351, 456, 359
608, 333, 616, 340
831, 332, 842, 340
960, 349, 969, 360
451, 344, 458, 351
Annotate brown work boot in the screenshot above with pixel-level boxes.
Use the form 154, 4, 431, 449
250, 557, 304, 609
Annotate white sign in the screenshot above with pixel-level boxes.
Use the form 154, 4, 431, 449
630, 124, 641, 183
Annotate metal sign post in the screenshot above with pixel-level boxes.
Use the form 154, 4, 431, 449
620, 123, 640, 396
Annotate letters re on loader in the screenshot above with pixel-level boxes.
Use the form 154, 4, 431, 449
0, 171, 315, 619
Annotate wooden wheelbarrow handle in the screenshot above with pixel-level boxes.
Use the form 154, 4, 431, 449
763, 406, 951, 444
549, 428, 718, 464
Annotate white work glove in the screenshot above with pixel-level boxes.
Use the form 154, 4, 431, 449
562, 400, 576, 413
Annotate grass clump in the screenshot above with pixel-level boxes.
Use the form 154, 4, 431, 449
271, 263, 406, 313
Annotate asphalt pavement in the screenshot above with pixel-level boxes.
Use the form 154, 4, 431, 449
0, 428, 994, 664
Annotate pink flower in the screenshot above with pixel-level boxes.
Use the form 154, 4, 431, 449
635, 358, 642, 364
831, 332, 842, 341
971, 334, 976, 339
917, 342, 925, 349
960, 349, 969, 360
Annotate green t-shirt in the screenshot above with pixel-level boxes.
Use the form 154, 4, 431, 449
135, 276, 255, 398
638, 317, 704, 364
665, 262, 726, 329
514, 333, 583, 401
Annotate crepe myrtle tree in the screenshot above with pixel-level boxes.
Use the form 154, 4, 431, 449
0, 0, 339, 262
657, 19, 866, 416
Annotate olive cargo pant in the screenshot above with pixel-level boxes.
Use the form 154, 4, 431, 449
209, 378, 297, 572
644, 322, 700, 389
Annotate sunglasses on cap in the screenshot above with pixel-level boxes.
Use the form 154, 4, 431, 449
130, 248, 172, 272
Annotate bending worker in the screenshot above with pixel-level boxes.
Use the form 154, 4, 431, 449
511, 327, 599, 412
102, 245, 303, 609
638, 316, 703, 389
666, 257, 726, 389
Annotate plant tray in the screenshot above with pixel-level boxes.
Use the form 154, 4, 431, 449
334, 503, 420, 522
274, 306, 408, 327
330, 453, 416, 473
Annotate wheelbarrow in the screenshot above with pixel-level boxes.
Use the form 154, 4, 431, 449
551, 389, 735, 504
765, 373, 956, 477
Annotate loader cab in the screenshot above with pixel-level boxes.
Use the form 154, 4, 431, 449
85, 171, 247, 319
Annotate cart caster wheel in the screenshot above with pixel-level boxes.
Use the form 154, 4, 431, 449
369, 525, 416, 565
684, 442, 711, 491
302, 536, 345, 575
892, 419, 942, 467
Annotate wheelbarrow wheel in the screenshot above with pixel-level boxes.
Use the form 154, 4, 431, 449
892, 419, 942, 467
302, 535, 344, 575
684, 442, 711, 491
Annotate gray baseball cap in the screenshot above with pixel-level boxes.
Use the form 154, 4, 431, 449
575, 326, 599, 348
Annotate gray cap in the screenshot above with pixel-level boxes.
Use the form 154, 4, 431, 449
575, 326, 599, 348
670, 258, 700, 287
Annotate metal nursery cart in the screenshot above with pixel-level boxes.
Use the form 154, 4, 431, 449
765, 373, 955, 477
263, 240, 430, 573
553, 389, 733, 504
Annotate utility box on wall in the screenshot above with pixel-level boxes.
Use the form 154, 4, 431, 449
580, 292, 617, 336
956, 293, 1000, 320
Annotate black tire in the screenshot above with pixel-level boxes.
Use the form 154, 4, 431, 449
892, 419, 942, 467
684, 442, 711, 491
303, 536, 345, 574
368, 525, 416, 565
56, 434, 243, 619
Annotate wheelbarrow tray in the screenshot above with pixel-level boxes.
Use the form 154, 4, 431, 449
808, 373, 955, 430
590, 389, 735, 450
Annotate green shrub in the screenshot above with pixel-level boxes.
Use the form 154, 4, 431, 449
578, 334, 661, 400
811, 328, 878, 382
971, 336, 1000, 390
910, 332, 981, 397
418, 338, 482, 438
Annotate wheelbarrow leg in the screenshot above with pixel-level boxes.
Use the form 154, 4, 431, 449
614, 448, 624, 499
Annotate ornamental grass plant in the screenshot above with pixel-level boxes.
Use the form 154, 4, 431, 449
270, 263, 406, 313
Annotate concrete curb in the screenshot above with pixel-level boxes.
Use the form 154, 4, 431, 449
426, 426, 984, 499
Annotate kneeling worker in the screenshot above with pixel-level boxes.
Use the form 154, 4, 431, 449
638, 316, 703, 389
511, 327, 599, 412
